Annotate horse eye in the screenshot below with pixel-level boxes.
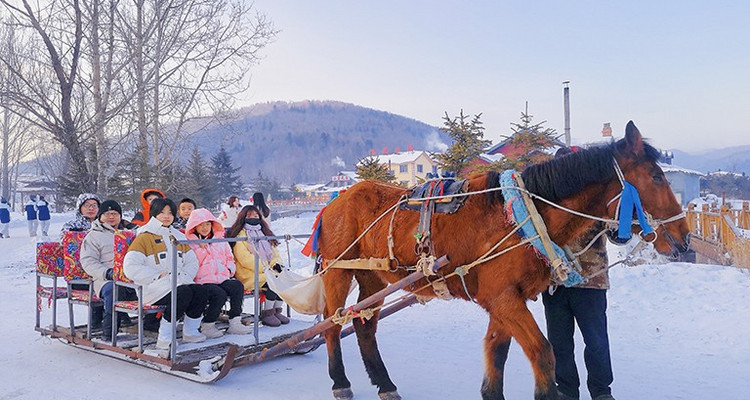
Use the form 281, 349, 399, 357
653, 175, 664, 183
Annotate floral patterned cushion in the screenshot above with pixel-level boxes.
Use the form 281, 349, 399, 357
36, 242, 64, 276
36, 286, 68, 310
69, 289, 102, 303
113, 230, 136, 283
62, 231, 90, 281
113, 300, 165, 311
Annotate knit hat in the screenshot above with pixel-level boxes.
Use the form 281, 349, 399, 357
97, 200, 123, 219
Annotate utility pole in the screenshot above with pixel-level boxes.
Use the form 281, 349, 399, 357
563, 81, 571, 146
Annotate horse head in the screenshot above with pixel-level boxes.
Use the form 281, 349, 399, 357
611, 121, 690, 257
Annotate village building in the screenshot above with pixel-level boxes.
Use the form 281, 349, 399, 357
365, 147, 440, 186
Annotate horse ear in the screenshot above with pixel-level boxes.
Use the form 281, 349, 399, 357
624, 120, 644, 156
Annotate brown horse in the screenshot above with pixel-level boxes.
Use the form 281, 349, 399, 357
317, 121, 689, 400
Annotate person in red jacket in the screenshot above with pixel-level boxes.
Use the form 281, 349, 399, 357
131, 188, 165, 226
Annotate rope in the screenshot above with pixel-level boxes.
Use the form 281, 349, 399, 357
331, 306, 377, 326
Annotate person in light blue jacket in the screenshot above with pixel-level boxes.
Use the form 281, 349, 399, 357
25, 195, 38, 237
0, 197, 11, 238
37, 195, 51, 236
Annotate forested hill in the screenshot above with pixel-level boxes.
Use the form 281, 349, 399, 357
186, 100, 448, 185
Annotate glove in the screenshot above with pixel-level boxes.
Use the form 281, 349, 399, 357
105, 268, 113, 281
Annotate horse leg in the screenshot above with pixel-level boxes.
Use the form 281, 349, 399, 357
322, 268, 356, 400
352, 272, 400, 399
494, 296, 557, 400
480, 317, 512, 400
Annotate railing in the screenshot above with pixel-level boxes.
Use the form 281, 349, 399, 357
686, 201, 750, 268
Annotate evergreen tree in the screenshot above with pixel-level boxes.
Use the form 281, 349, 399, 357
435, 110, 491, 177
107, 145, 155, 212
355, 155, 395, 183
180, 146, 214, 207
479, 107, 561, 173
211, 146, 244, 206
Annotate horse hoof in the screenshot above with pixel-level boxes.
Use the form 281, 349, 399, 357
332, 388, 354, 400
379, 391, 402, 400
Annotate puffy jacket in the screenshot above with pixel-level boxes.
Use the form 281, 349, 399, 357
0, 202, 10, 224
79, 220, 121, 295
185, 208, 236, 284
218, 203, 241, 228
37, 200, 51, 221
25, 200, 37, 220
131, 188, 166, 227
232, 228, 282, 292
123, 217, 198, 305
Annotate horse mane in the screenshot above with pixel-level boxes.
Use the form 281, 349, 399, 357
485, 138, 661, 204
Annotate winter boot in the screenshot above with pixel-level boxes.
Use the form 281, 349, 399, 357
260, 308, 281, 327
156, 318, 173, 349
182, 316, 207, 343
200, 321, 224, 339
274, 306, 290, 325
101, 311, 114, 341
226, 316, 251, 335
90, 305, 104, 331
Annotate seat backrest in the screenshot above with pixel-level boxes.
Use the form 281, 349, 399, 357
36, 241, 64, 276
112, 230, 137, 283
62, 231, 90, 281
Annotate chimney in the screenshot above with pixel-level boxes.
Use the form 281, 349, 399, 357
382, 147, 388, 154
394, 147, 400, 154
370, 149, 376, 156
601, 122, 612, 138
408, 144, 413, 152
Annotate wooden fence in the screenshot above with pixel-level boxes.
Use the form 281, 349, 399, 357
685, 201, 750, 268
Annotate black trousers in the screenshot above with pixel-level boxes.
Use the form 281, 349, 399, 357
542, 287, 613, 399
203, 279, 245, 322
153, 284, 208, 323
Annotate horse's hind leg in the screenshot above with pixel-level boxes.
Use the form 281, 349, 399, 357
323, 268, 356, 400
495, 296, 557, 400
481, 317, 512, 400
353, 272, 400, 399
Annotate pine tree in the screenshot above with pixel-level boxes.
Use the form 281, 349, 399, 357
211, 146, 244, 206
180, 146, 214, 207
107, 145, 154, 212
478, 107, 561, 173
355, 155, 395, 183
434, 110, 491, 177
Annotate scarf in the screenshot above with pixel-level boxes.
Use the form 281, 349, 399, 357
245, 223, 275, 265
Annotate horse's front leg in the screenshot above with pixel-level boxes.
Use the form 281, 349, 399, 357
481, 317, 512, 400
322, 268, 355, 400
353, 272, 400, 399
496, 296, 557, 400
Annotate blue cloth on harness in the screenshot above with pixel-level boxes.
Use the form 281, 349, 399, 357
499, 170, 584, 287
307, 191, 340, 257
617, 181, 655, 240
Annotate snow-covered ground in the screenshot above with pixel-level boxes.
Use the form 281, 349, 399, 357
1, 211, 749, 399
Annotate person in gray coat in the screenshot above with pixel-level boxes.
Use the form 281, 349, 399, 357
79, 200, 137, 341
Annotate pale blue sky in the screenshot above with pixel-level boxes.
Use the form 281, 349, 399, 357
244, 1, 750, 152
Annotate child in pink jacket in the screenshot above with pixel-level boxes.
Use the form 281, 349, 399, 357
186, 208, 251, 336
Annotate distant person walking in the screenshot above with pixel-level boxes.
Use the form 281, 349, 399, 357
37, 195, 51, 236
0, 197, 11, 238
25, 195, 38, 237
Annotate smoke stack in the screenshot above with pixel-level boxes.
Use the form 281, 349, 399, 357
563, 81, 571, 146
382, 147, 388, 155
408, 145, 413, 151
601, 123, 612, 138
394, 147, 400, 154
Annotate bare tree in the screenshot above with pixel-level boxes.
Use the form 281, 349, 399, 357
0, 0, 95, 194
117, 0, 277, 175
